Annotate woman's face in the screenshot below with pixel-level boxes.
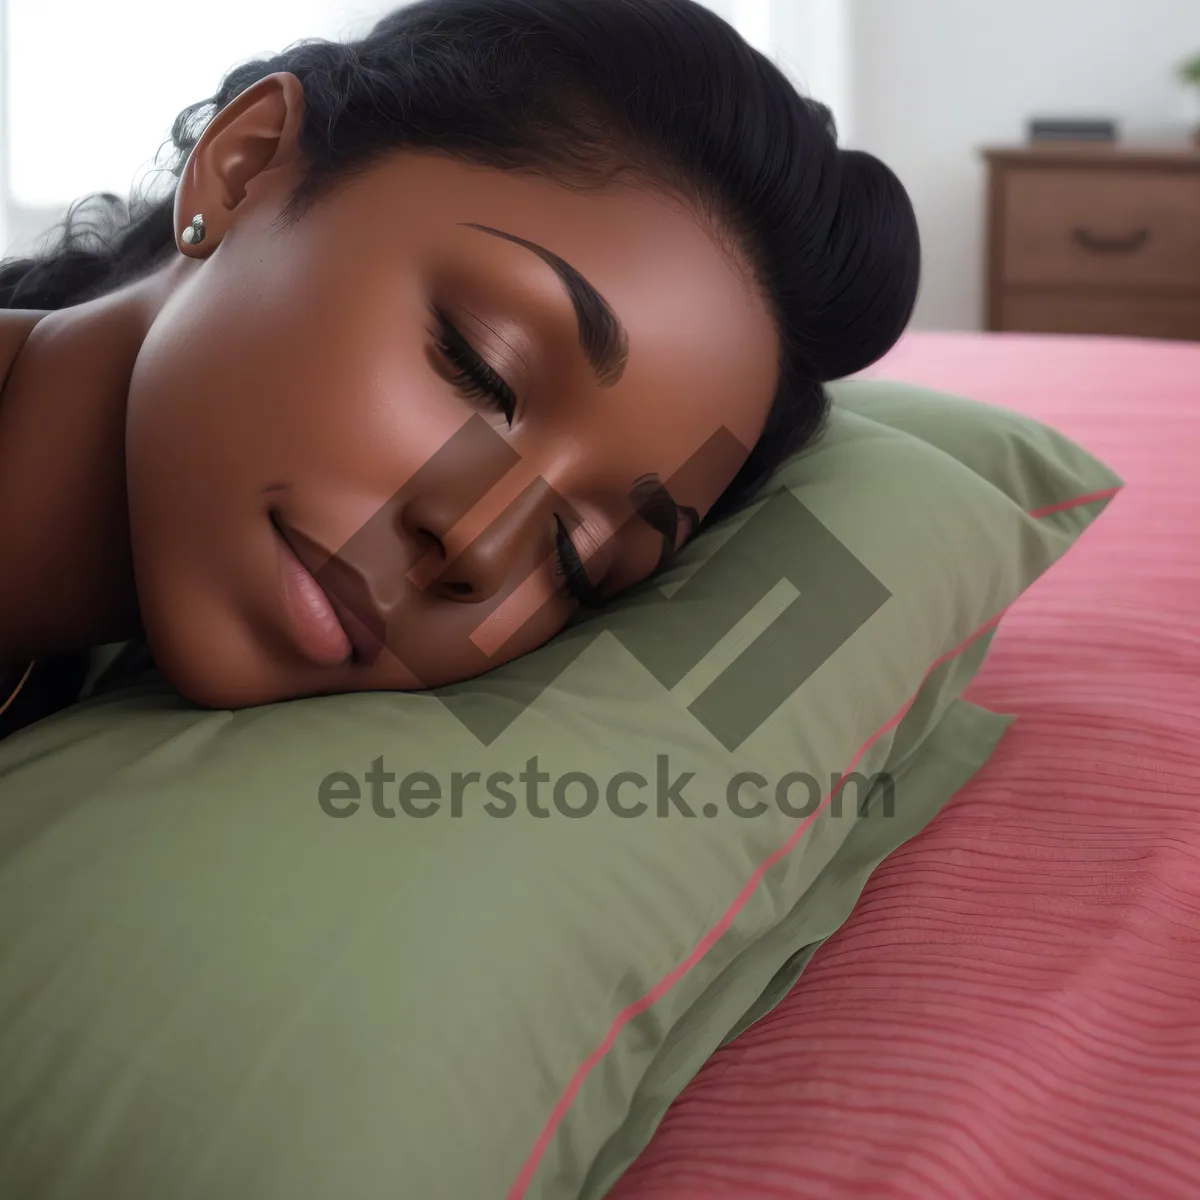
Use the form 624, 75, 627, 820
125, 74, 780, 708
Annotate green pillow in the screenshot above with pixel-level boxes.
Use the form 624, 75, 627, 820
0, 380, 1120, 1200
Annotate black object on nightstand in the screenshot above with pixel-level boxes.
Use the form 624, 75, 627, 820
1027, 117, 1118, 143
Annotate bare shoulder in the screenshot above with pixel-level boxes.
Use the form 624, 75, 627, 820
0, 310, 51, 389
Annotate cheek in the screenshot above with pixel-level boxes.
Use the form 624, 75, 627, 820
122, 268, 474, 702
126, 264, 471, 546
644, 361, 778, 521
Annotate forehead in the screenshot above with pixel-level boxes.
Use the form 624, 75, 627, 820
366, 150, 761, 296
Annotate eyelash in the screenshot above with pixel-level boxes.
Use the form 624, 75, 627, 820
430, 307, 601, 608
553, 514, 608, 610
431, 307, 518, 428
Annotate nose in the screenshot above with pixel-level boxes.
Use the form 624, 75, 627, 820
400, 458, 559, 605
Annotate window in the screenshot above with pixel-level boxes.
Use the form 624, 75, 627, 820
4, 0, 391, 207
0, 0, 790, 251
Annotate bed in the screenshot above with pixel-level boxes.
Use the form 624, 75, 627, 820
0, 330, 1194, 1200
610, 331, 1200, 1200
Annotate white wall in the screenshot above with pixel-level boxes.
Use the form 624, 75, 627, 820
0, 0, 395, 259
848, 0, 1200, 330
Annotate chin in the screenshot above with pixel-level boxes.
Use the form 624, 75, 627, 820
139, 592, 285, 711
152, 644, 275, 711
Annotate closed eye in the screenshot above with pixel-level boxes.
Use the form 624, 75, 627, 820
430, 306, 518, 427
629, 474, 699, 571
553, 514, 607, 609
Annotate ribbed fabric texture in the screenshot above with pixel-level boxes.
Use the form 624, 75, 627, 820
611, 332, 1200, 1200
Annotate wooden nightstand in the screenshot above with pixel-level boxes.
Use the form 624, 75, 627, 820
982, 143, 1200, 341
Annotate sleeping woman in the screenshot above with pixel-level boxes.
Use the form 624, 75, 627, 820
0, 0, 920, 743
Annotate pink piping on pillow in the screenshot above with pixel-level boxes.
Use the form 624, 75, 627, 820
1029, 486, 1120, 519
506, 485, 1121, 1200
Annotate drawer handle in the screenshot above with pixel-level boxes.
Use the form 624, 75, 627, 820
1071, 226, 1150, 254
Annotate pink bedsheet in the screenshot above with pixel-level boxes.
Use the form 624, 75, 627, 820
611, 332, 1200, 1200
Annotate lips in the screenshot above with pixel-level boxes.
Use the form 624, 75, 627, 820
270, 511, 388, 668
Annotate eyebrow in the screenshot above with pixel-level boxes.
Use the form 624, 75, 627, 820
458, 222, 629, 387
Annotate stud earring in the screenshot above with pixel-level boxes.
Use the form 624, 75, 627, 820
181, 213, 206, 245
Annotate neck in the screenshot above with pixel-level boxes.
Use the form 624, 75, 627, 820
0, 255, 193, 668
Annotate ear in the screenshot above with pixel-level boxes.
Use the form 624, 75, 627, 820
173, 71, 307, 256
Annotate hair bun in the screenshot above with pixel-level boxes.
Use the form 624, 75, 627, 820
804, 147, 921, 383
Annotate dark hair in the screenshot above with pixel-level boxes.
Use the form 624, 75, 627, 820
0, 0, 919, 524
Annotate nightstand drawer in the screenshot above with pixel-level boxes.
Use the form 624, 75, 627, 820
1002, 168, 1200, 290
999, 291, 1200, 341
